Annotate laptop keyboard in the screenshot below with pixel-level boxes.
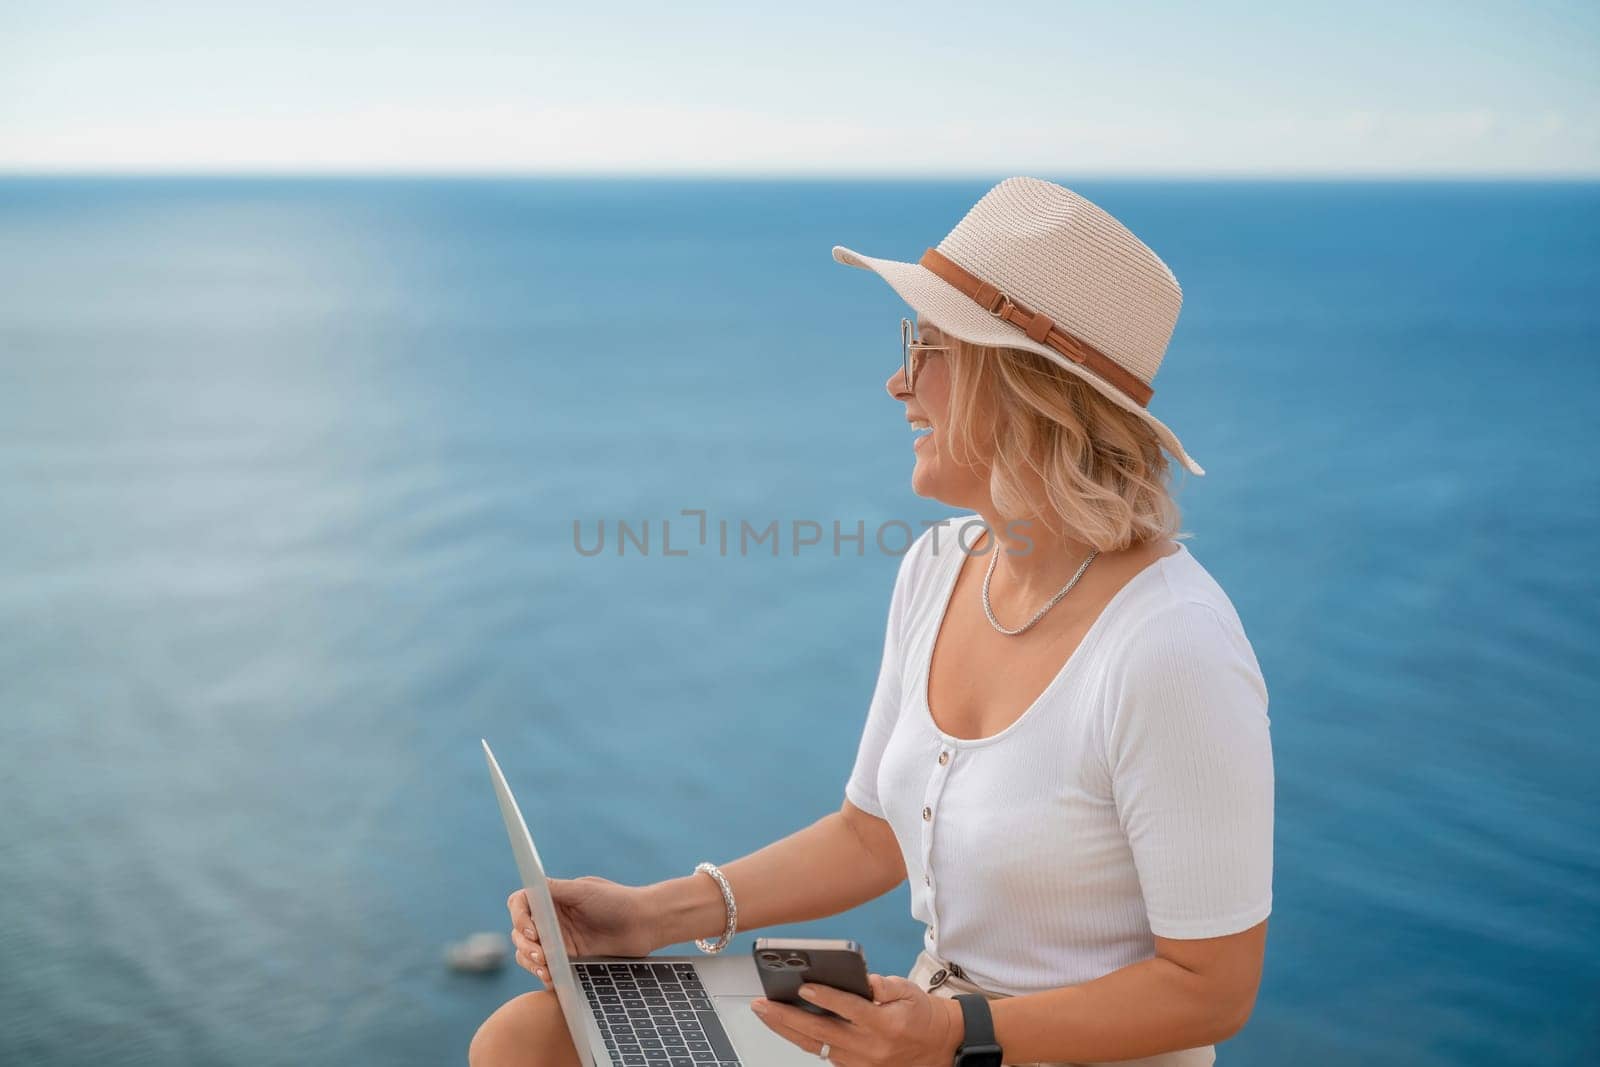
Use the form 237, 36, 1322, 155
574, 961, 742, 1066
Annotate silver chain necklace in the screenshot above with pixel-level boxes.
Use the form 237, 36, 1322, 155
981, 543, 1100, 637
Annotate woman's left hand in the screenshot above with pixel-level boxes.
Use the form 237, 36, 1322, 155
750, 973, 962, 1066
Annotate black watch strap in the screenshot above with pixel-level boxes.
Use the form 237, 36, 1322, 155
952, 993, 1003, 1066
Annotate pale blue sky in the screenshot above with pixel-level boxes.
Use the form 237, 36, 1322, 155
3, 1, 1597, 175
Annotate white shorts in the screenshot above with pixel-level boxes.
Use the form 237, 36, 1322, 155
905, 948, 1216, 1067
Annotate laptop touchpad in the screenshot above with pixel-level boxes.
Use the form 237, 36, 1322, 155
712, 996, 830, 1066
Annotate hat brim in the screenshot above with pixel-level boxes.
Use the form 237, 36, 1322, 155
831, 244, 1205, 477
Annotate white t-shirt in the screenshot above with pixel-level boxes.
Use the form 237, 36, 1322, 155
846, 515, 1273, 1064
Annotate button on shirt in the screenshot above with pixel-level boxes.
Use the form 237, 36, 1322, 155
844, 515, 1274, 1026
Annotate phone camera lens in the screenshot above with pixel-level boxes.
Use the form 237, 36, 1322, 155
785, 956, 807, 968
758, 951, 782, 964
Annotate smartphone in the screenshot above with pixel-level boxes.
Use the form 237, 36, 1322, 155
752, 937, 872, 1020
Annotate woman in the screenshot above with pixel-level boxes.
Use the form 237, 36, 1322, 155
470, 177, 1273, 1067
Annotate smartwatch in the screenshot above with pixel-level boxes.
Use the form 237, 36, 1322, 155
952, 993, 1004, 1066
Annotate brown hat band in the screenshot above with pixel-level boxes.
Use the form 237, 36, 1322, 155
918, 247, 1155, 408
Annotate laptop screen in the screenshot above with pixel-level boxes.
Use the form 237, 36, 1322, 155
482, 740, 606, 1065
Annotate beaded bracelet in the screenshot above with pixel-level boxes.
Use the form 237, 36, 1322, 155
693, 861, 738, 954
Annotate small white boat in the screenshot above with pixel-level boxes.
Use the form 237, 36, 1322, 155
446, 931, 509, 973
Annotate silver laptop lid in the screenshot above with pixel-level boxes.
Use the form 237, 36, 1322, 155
482, 739, 607, 1066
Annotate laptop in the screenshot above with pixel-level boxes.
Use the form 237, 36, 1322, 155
482, 740, 826, 1066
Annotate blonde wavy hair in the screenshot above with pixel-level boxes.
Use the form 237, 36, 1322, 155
940, 335, 1191, 552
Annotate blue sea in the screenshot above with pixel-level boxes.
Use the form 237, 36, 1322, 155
0, 177, 1596, 1066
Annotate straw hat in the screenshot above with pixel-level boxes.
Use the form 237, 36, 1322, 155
832, 175, 1204, 476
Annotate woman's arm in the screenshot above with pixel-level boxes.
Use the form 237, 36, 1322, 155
644, 798, 906, 946
937, 920, 1268, 1063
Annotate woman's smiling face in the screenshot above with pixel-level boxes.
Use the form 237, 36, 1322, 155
886, 318, 992, 509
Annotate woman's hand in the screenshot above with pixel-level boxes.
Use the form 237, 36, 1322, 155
750, 973, 964, 1067
506, 876, 661, 985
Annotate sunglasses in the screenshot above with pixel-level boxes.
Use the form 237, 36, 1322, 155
900, 317, 950, 393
